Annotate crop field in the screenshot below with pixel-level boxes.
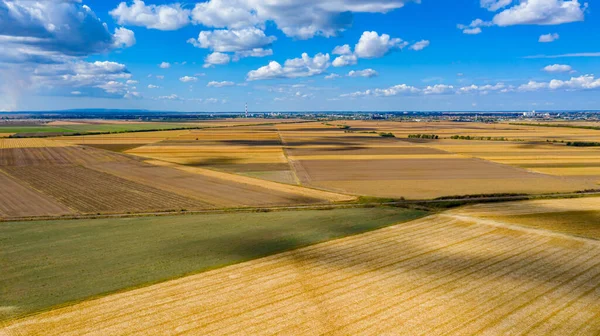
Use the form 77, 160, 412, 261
0, 171, 74, 218
452, 197, 600, 239
0, 207, 425, 322
0, 138, 347, 219
3, 208, 599, 335
2, 165, 204, 213
128, 127, 297, 184
271, 122, 596, 198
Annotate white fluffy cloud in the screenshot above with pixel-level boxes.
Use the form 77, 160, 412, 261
461, 0, 587, 35
354, 31, 407, 58
148, 84, 160, 89
519, 75, 600, 91
179, 76, 198, 83
111, 0, 418, 39
493, 0, 587, 26
539, 33, 560, 42
457, 19, 493, 34
332, 54, 358, 67
333, 44, 353, 55
325, 74, 341, 80
410, 40, 430, 51
207, 81, 235, 87
458, 83, 510, 94
543, 64, 573, 72
247, 53, 330, 81
0, 0, 135, 64
187, 28, 276, 52
113, 28, 137, 48
110, 0, 190, 30
348, 69, 378, 78
204, 52, 231, 68
159, 62, 171, 69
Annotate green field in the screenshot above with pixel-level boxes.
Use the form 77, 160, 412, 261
0, 123, 192, 135
0, 126, 75, 134
489, 210, 600, 240
0, 207, 427, 321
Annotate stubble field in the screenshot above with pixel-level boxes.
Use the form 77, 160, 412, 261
3, 206, 599, 335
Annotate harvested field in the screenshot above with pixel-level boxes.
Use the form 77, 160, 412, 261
0, 207, 424, 321
0, 133, 14, 138
1, 165, 204, 213
54, 130, 191, 147
0, 138, 70, 149
290, 157, 591, 198
92, 160, 354, 205
0, 171, 73, 218
452, 197, 600, 239
4, 211, 600, 335
0, 146, 130, 166
127, 127, 296, 184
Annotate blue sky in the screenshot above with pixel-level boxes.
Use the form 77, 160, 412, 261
0, 0, 598, 112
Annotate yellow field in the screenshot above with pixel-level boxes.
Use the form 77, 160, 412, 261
0, 133, 14, 138
54, 130, 190, 145
0, 138, 71, 149
4, 211, 599, 335
452, 197, 600, 239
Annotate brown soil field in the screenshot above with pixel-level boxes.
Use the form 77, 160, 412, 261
289, 156, 593, 198
0, 146, 130, 166
2, 165, 204, 213
54, 130, 191, 146
103, 160, 354, 205
0, 171, 74, 218
4, 213, 599, 335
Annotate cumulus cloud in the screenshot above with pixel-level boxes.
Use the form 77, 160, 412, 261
539, 33, 560, 42
458, 83, 510, 94
247, 53, 330, 81
354, 31, 407, 58
179, 76, 198, 83
207, 81, 235, 87
0, 0, 135, 64
519, 75, 600, 91
493, 0, 587, 26
332, 54, 358, 67
187, 28, 276, 52
457, 19, 493, 34
461, 1, 586, 35
158, 94, 181, 100
348, 69, 379, 78
110, 0, 190, 30
148, 84, 160, 89
333, 44, 353, 55
543, 64, 573, 72
325, 74, 341, 80
204, 52, 231, 68
342, 82, 512, 98
113, 28, 137, 48
111, 0, 419, 39
410, 40, 430, 51
159, 62, 171, 69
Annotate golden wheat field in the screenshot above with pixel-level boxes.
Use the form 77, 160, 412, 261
3, 210, 599, 336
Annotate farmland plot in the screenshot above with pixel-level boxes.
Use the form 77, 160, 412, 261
0, 172, 73, 218
3, 212, 599, 335
1, 165, 204, 213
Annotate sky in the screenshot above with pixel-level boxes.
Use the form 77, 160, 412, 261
0, 0, 598, 112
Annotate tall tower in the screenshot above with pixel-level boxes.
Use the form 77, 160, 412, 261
245, 102, 248, 118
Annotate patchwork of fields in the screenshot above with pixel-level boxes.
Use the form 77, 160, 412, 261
3, 205, 599, 335
0, 136, 351, 219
